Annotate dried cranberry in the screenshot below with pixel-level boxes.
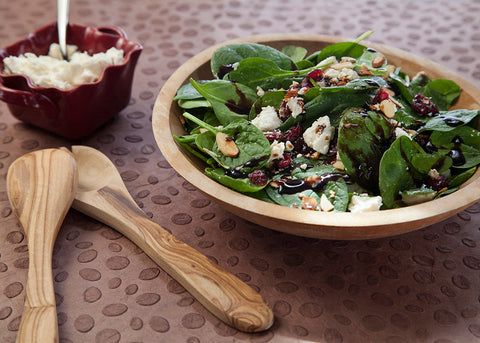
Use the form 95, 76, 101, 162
372, 89, 390, 104
264, 130, 281, 141
281, 124, 303, 142
276, 153, 291, 169
307, 69, 323, 81
293, 137, 313, 155
411, 94, 439, 116
301, 69, 323, 88
426, 175, 448, 191
248, 170, 268, 186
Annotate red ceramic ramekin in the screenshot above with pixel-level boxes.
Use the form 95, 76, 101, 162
0, 22, 143, 139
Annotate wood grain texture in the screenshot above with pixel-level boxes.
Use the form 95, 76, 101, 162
152, 33, 480, 240
69, 145, 274, 332
6, 149, 78, 343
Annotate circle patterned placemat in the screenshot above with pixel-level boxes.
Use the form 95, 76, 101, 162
1, 0, 480, 342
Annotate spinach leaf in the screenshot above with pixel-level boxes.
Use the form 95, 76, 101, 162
227, 57, 301, 90
421, 109, 479, 132
291, 164, 338, 179
389, 71, 413, 104
211, 43, 296, 78
389, 73, 461, 111
194, 131, 227, 167
249, 90, 286, 120
178, 98, 211, 109
212, 119, 271, 171
304, 80, 379, 127
190, 79, 257, 126
174, 81, 208, 100
411, 150, 452, 173
452, 144, 480, 169
205, 168, 267, 192
265, 186, 321, 208
218, 119, 271, 169
202, 110, 222, 127
337, 108, 394, 192
410, 72, 429, 91
378, 136, 424, 208
422, 79, 461, 111
430, 126, 480, 149
324, 179, 349, 212
183, 112, 270, 171
448, 167, 477, 187
296, 59, 315, 70
174, 138, 210, 164
247, 189, 275, 203
310, 42, 367, 64
354, 49, 387, 76
391, 98, 425, 129
302, 87, 321, 102
281, 46, 308, 63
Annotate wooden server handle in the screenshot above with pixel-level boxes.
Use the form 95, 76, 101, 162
7, 149, 78, 343
73, 185, 274, 332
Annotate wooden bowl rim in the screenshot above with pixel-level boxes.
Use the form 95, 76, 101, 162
152, 33, 480, 239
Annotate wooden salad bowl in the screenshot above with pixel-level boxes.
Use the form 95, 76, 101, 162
152, 33, 480, 240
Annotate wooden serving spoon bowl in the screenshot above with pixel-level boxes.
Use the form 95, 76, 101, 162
67, 145, 274, 333
7, 149, 78, 343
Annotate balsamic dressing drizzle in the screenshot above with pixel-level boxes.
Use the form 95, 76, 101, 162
276, 173, 350, 195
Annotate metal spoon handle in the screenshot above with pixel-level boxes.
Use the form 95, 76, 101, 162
57, 0, 70, 60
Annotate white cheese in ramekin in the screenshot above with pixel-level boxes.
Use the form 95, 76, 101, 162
3, 43, 124, 90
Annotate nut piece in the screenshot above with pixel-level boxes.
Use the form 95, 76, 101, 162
332, 159, 345, 170
320, 194, 334, 212
301, 196, 318, 210
380, 99, 396, 119
358, 64, 374, 76
216, 132, 239, 157
382, 64, 396, 79
372, 54, 386, 68
329, 61, 354, 70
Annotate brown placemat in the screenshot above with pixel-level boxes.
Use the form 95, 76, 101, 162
1, 0, 480, 342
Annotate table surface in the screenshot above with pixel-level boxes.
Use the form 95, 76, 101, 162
1, 0, 480, 342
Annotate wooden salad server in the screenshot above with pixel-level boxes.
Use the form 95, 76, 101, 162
67, 145, 274, 333
6, 149, 78, 343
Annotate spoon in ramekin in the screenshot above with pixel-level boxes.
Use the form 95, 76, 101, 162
57, 0, 70, 60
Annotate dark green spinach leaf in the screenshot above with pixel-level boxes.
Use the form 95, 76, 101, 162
227, 57, 301, 90
211, 43, 296, 78
324, 179, 349, 212
249, 90, 286, 120
421, 109, 479, 132
190, 79, 257, 126
378, 136, 424, 208
337, 108, 394, 192
281, 46, 308, 63
205, 168, 267, 192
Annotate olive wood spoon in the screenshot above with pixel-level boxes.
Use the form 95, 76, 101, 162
67, 145, 273, 332
7, 149, 78, 343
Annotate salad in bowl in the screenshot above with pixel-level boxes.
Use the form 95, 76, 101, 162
171, 32, 480, 213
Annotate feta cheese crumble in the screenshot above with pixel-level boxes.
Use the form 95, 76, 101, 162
251, 106, 283, 131
268, 140, 285, 162
3, 43, 124, 90
348, 194, 383, 213
286, 96, 304, 118
302, 116, 335, 154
